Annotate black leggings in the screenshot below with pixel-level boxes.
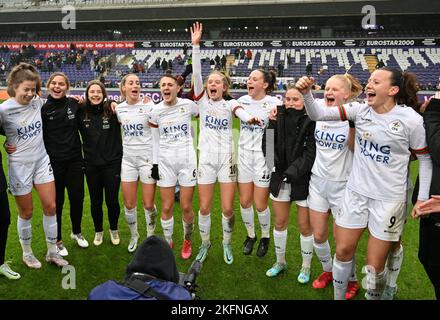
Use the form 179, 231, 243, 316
422, 264, 440, 300
52, 158, 85, 241
0, 191, 11, 266
419, 215, 440, 300
85, 162, 121, 232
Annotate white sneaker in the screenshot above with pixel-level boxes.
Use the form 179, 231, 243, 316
93, 232, 103, 246
0, 263, 21, 280
46, 252, 69, 267
70, 233, 89, 248
23, 253, 42, 269
128, 234, 139, 253
109, 230, 120, 246
56, 242, 69, 257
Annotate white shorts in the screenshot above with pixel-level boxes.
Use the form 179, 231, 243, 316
158, 149, 197, 188
198, 151, 237, 184
8, 154, 54, 196
237, 148, 271, 188
269, 182, 308, 206
336, 188, 406, 242
307, 174, 346, 217
121, 154, 155, 184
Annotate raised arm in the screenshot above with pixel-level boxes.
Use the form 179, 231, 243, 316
296, 76, 354, 122
190, 21, 204, 98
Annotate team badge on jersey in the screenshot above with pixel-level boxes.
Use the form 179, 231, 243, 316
67, 107, 75, 120
83, 118, 91, 128
388, 120, 403, 133
262, 102, 270, 109
20, 120, 28, 127
179, 106, 186, 113
102, 117, 110, 130
320, 124, 329, 130
363, 132, 372, 139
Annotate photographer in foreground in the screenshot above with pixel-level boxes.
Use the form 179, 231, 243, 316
88, 236, 193, 300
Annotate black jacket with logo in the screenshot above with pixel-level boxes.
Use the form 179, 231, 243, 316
78, 102, 122, 166
419, 98, 440, 266
263, 105, 316, 201
41, 95, 82, 161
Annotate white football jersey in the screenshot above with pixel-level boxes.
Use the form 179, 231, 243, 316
197, 94, 239, 155
312, 100, 353, 181
116, 100, 154, 156
308, 98, 428, 201
0, 97, 48, 163
148, 98, 198, 151
237, 94, 281, 152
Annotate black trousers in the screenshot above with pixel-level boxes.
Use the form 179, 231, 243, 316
0, 190, 11, 265
85, 161, 121, 232
51, 157, 85, 241
422, 263, 440, 300
419, 215, 440, 300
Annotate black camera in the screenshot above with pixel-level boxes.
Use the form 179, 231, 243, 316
181, 260, 202, 298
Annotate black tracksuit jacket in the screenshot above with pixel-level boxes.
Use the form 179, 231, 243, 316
263, 105, 316, 201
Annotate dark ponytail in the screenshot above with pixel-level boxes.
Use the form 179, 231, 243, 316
381, 67, 419, 108
256, 68, 277, 93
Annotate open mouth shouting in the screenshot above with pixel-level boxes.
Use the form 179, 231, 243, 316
366, 91, 376, 102
325, 96, 336, 106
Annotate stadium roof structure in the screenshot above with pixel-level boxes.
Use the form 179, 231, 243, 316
0, 0, 439, 25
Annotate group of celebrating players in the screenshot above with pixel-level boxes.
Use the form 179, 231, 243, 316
0, 22, 439, 300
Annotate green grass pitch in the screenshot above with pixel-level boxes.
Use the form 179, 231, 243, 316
0, 99, 435, 299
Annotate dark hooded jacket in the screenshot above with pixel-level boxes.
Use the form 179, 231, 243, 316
263, 105, 316, 201
88, 236, 191, 300
78, 100, 122, 166
418, 98, 440, 266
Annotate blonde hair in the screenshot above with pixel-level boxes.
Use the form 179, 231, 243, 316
327, 74, 363, 101
7, 63, 41, 97
119, 73, 140, 98
206, 70, 233, 99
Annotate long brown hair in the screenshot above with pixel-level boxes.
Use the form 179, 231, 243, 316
380, 67, 419, 108
255, 68, 277, 93
85, 80, 113, 118
7, 63, 41, 97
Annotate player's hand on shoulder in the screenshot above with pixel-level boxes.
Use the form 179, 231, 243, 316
69, 95, 85, 104
142, 95, 152, 104
110, 101, 118, 114
269, 107, 277, 121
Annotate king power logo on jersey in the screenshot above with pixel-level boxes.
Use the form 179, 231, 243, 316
240, 120, 265, 133
122, 123, 144, 136
357, 136, 391, 164
17, 121, 42, 140
314, 130, 347, 150
161, 123, 189, 139
204, 115, 229, 131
